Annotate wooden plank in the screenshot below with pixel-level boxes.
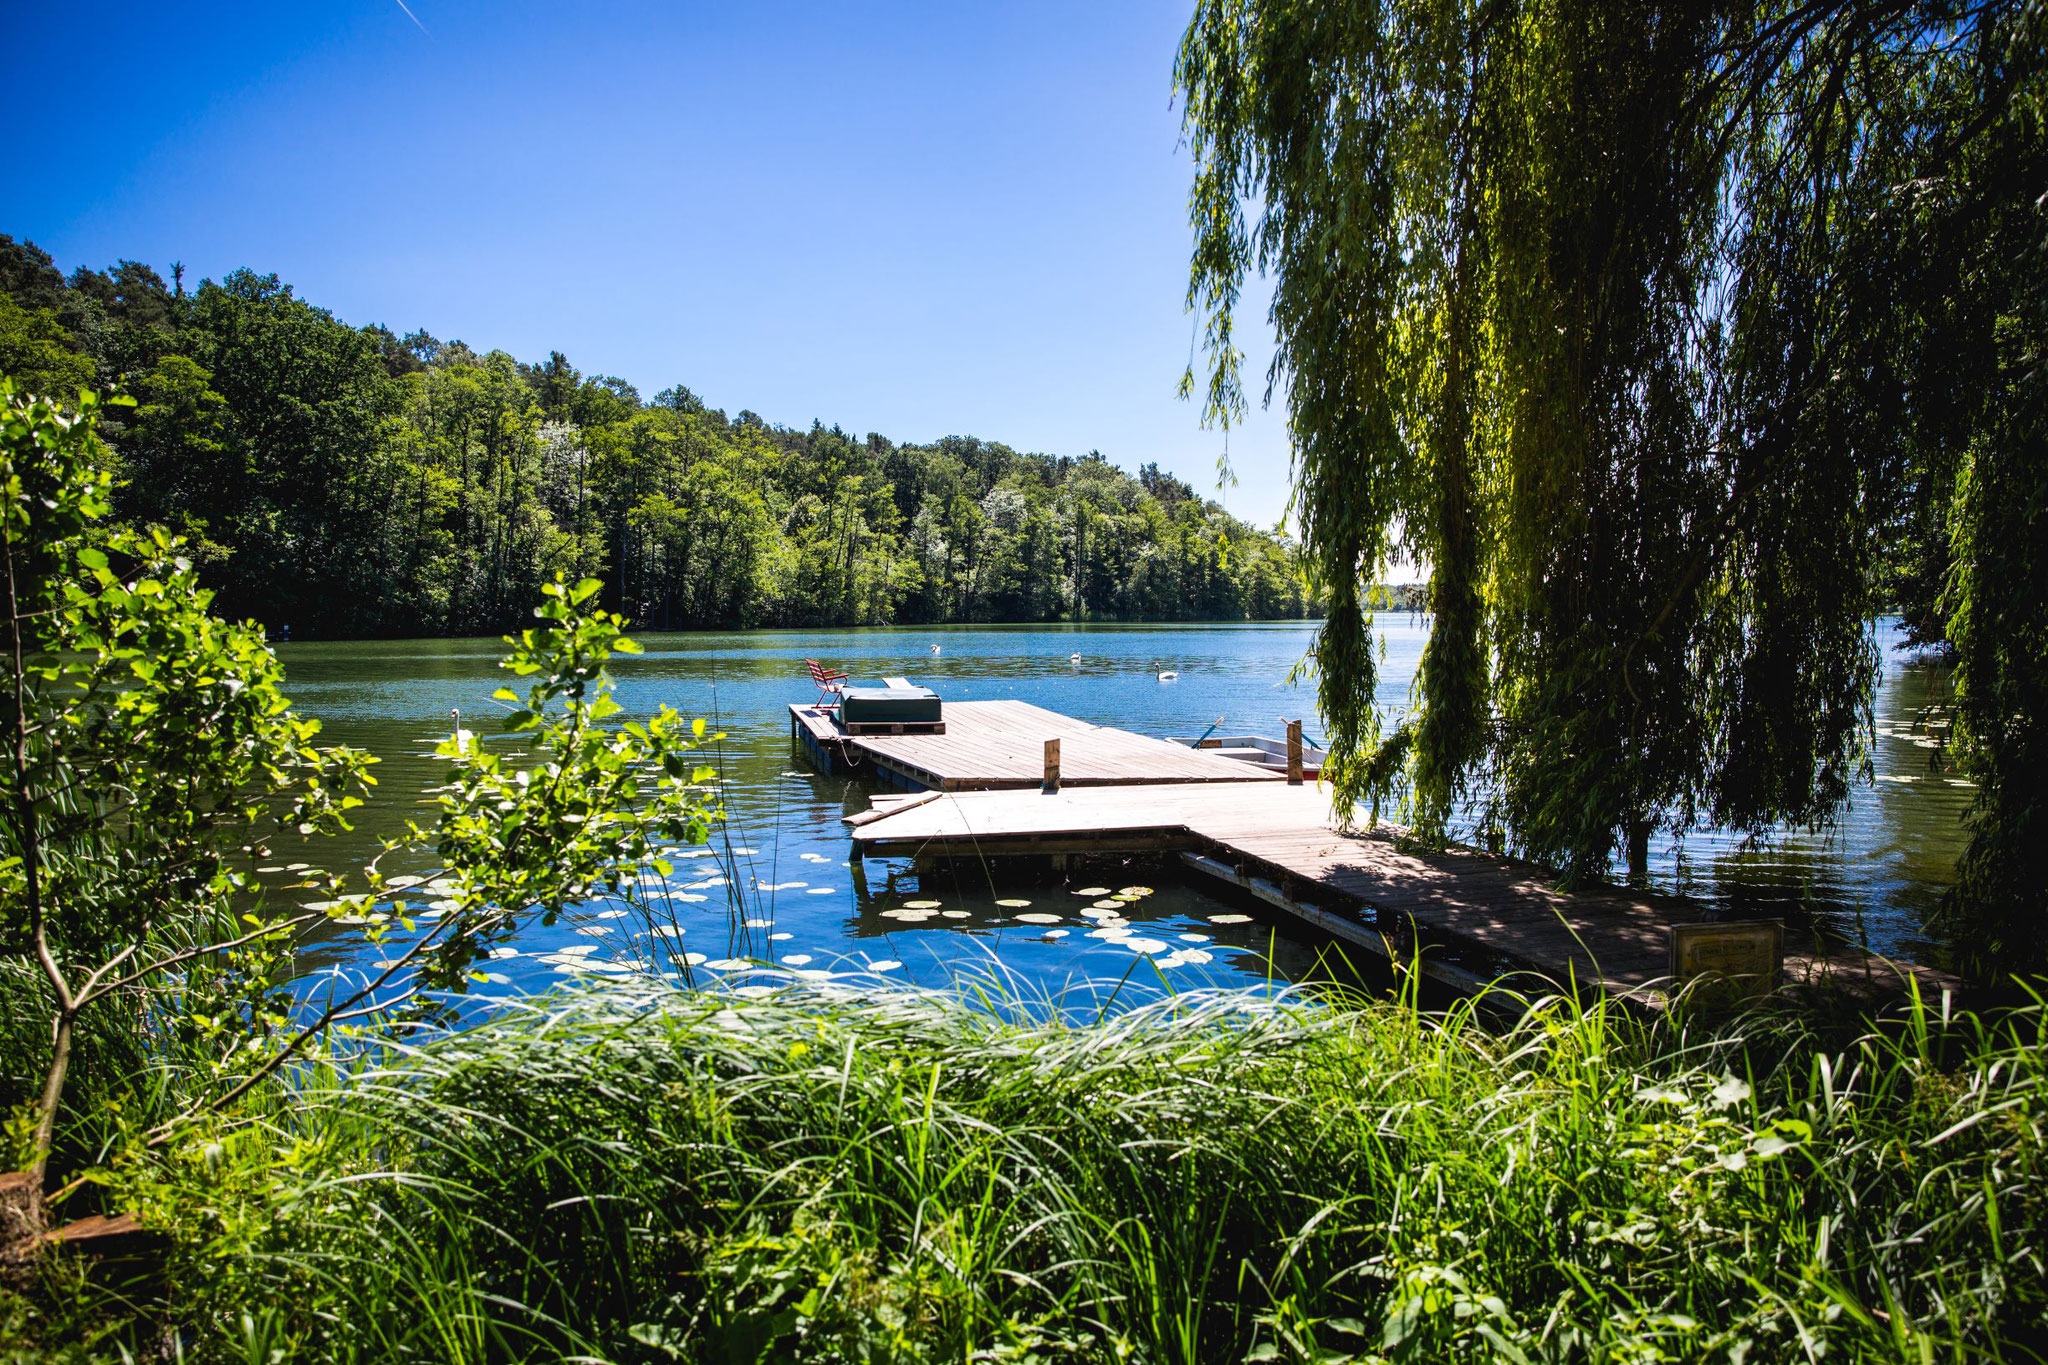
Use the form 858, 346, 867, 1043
842, 791, 943, 827
825, 700, 1273, 790
849, 779, 1958, 1009
802, 700, 1951, 1009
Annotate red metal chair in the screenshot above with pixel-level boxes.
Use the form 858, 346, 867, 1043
806, 658, 849, 705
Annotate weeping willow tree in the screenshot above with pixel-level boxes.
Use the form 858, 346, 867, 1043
1180, 0, 2047, 970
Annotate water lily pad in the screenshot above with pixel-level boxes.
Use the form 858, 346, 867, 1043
1177, 933, 1211, 943
1092, 899, 1124, 910
996, 898, 1033, 908
806, 887, 836, 895
1015, 913, 1063, 924
1118, 886, 1154, 897
576, 926, 612, 936
744, 918, 773, 928
702, 958, 750, 971
941, 910, 970, 919
880, 909, 934, 921
1208, 914, 1254, 925
903, 899, 942, 909
1121, 937, 1170, 954
1072, 886, 1111, 897
770, 932, 794, 941
866, 959, 902, 972
782, 954, 814, 966
1079, 908, 1126, 922
682, 952, 708, 966
1042, 928, 1070, 939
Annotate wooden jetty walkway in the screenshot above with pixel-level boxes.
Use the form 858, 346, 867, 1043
797, 697, 1956, 1006
790, 700, 1278, 792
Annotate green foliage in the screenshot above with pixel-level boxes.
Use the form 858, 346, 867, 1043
1943, 181, 2048, 976
0, 378, 378, 1181
0, 298, 92, 401
396, 575, 722, 995
0, 388, 724, 1240
1177, 0, 2046, 932
0, 251, 1313, 637
25, 983, 2048, 1362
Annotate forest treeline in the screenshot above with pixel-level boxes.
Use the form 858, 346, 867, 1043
0, 235, 1313, 637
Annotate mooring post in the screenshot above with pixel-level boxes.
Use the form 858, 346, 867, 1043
1042, 737, 1061, 794
1286, 719, 1303, 785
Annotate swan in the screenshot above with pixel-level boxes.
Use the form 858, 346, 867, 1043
450, 707, 475, 748
1070, 653, 1082, 664
1157, 671, 1178, 682
930, 643, 942, 655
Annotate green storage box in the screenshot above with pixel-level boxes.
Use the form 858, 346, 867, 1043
840, 686, 942, 727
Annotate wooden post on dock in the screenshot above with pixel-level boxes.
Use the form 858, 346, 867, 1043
1286, 720, 1304, 785
1043, 738, 1061, 794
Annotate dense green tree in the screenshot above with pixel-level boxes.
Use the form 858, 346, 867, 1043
0, 241, 1314, 641
1179, 0, 2043, 969
0, 296, 93, 399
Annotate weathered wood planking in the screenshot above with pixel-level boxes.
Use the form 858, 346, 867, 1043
790, 700, 1278, 791
847, 782, 1957, 1007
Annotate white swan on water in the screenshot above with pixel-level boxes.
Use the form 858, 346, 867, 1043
1157, 671, 1178, 682
450, 707, 475, 747
1070, 653, 1082, 664
930, 643, 942, 655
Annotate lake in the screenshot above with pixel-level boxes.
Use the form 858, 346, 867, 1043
275, 618, 1968, 1006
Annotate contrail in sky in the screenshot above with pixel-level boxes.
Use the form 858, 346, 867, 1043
393, 0, 430, 35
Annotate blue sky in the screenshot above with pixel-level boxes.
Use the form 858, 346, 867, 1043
6, 0, 1295, 526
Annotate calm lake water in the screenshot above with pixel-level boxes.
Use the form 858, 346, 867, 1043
275, 618, 1968, 1007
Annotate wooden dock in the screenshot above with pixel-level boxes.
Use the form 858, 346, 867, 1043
840, 777, 1956, 1009
791, 700, 1279, 792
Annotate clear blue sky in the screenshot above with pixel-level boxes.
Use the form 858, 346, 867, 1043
5, 0, 1296, 527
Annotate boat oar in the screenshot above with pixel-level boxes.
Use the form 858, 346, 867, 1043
1194, 715, 1227, 746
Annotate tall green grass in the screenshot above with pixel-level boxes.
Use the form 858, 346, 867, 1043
22, 976, 2041, 1363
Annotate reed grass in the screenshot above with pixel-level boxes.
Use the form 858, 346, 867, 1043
22, 973, 2041, 1363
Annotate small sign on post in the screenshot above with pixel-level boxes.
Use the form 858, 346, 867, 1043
1042, 737, 1061, 795
1670, 920, 1783, 1007
1286, 719, 1304, 785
